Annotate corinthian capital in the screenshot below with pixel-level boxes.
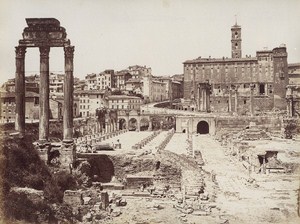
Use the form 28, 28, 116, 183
39, 46, 50, 58
64, 46, 74, 58
15, 46, 26, 58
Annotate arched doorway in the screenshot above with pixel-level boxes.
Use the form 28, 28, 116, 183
128, 118, 137, 131
119, 118, 126, 130
197, 121, 209, 134
166, 116, 176, 130
140, 118, 149, 131
88, 155, 115, 182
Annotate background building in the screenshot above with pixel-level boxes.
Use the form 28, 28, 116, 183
183, 23, 288, 114
108, 95, 142, 110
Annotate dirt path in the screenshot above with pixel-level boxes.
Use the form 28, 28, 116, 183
194, 134, 300, 224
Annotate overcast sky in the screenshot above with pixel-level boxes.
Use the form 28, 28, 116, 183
0, 0, 299, 85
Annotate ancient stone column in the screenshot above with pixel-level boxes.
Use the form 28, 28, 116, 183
197, 85, 201, 111
200, 88, 205, 111
249, 84, 255, 116
286, 96, 293, 117
228, 87, 232, 112
63, 46, 74, 143
15, 46, 26, 136
234, 87, 238, 113
206, 84, 211, 112
39, 46, 50, 142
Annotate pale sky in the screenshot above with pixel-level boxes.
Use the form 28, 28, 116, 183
0, 0, 299, 85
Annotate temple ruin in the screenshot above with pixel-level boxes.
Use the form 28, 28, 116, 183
15, 18, 74, 143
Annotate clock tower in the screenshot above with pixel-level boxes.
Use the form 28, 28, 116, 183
231, 23, 242, 58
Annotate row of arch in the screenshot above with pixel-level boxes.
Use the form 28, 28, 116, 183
119, 116, 210, 134
118, 116, 176, 131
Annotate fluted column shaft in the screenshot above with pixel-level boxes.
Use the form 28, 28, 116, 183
63, 46, 74, 143
15, 46, 26, 136
39, 46, 50, 142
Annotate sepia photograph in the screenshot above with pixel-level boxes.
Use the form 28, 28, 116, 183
0, 0, 299, 223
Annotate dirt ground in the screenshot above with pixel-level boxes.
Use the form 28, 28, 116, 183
103, 133, 300, 224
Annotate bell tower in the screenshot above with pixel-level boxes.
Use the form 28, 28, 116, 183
231, 21, 242, 58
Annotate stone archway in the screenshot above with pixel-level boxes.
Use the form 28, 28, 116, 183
197, 121, 209, 134
119, 118, 126, 130
128, 118, 138, 131
140, 118, 149, 131
88, 155, 115, 183
15, 18, 74, 143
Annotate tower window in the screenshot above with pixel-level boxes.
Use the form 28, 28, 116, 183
235, 43, 238, 49
244, 100, 247, 104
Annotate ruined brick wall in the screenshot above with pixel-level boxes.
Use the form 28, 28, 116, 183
215, 116, 282, 134
272, 47, 289, 110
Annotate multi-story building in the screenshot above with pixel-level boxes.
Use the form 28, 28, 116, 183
143, 75, 167, 102
49, 73, 64, 96
85, 73, 97, 90
0, 91, 62, 123
2, 75, 39, 93
128, 65, 152, 79
125, 78, 143, 95
183, 23, 288, 114
74, 90, 108, 117
107, 95, 142, 110
96, 71, 112, 90
114, 70, 132, 90
287, 63, 300, 116
288, 63, 300, 85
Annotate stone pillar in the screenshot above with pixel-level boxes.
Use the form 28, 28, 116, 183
115, 121, 118, 131
200, 88, 205, 111
286, 96, 293, 117
39, 46, 50, 142
206, 85, 211, 112
250, 84, 255, 116
228, 87, 232, 112
148, 120, 152, 131
63, 46, 74, 143
234, 88, 238, 113
197, 85, 201, 111
15, 46, 26, 136
105, 122, 108, 133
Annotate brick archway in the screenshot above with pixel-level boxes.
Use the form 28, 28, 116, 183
197, 121, 209, 134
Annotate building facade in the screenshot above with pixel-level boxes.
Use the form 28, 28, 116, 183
183, 23, 288, 114
108, 95, 142, 110
74, 90, 108, 117
49, 73, 64, 96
